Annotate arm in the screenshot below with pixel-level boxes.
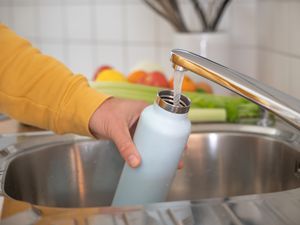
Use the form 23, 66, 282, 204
0, 23, 109, 136
0, 24, 145, 167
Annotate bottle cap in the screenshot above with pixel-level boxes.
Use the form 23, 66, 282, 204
156, 90, 191, 114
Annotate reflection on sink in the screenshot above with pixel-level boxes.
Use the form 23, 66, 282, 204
169, 130, 300, 201
4, 140, 123, 208
3, 124, 300, 208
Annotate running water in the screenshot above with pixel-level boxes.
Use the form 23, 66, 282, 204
173, 69, 184, 107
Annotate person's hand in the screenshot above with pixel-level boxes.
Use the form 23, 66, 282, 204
89, 97, 148, 168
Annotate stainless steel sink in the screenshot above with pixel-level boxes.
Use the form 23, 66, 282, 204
1, 124, 300, 208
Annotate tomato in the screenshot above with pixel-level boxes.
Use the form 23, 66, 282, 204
138, 71, 169, 88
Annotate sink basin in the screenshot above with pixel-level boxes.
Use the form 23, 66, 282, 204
2, 124, 300, 208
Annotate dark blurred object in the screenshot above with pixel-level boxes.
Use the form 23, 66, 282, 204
143, 0, 231, 32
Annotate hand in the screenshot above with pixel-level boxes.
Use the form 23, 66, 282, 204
177, 145, 188, 170
89, 97, 148, 168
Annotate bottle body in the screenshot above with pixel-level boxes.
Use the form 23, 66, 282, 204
112, 100, 191, 206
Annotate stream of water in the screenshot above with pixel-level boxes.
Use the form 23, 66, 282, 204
173, 69, 184, 107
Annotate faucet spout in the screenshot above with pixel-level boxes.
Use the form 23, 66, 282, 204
170, 49, 300, 130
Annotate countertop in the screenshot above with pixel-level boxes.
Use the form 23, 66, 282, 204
0, 119, 43, 134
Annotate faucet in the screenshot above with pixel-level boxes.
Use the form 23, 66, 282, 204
170, 49, 300, 131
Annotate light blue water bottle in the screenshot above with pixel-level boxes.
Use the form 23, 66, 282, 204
112, 90, 191, 206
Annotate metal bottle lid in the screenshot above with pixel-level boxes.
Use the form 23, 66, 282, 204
156, 90, 191, 114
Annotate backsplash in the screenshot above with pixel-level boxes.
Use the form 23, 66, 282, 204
256, 0, 300, 98
0, 0, 300, 99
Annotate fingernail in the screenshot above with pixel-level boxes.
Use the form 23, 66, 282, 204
128, 154, 139, 168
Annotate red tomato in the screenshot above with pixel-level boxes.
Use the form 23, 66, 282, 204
138, 71, 169, 88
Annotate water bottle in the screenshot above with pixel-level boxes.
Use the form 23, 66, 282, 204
112, 89, 191, 206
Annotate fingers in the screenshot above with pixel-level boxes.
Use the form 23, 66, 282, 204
177, 160, 184, 169
129, 119, 139, 138
111, 122, 141, 168
177, 144, 188, 169
88, 98, 147, 168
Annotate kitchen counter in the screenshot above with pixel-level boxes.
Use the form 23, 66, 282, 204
0, 119, 43, 134
1, 186, 300, 225
1, 119, 300, 225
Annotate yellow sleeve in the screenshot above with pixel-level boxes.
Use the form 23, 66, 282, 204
0, 24, 110, 136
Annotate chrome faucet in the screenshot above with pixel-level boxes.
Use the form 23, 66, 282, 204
170, 49, 300, 130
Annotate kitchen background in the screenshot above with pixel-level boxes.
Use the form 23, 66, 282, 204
0, 0, 299, 98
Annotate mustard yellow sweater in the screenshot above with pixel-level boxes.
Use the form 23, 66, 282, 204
0, 24, 110, 136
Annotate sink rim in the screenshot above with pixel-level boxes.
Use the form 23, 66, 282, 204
1, 123, 299, 164
192, 123, 300, 149
0, 123, 300, 207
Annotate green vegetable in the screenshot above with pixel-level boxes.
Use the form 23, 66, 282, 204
188, 108, 226, 122
90, 81, 260, 122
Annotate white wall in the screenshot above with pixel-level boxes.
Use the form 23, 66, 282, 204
256, 0, 300, 98
229, 0, 258, 78
230, 0, 300, 99
0, 0, 177, 79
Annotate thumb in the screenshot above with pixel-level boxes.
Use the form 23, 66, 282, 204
111, 123, 141, 168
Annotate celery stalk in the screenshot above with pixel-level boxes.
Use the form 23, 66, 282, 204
188, 108, 226, 122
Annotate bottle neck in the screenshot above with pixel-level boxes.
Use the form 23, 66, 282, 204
156, 90, 190, 114
154, 102, 188, 119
